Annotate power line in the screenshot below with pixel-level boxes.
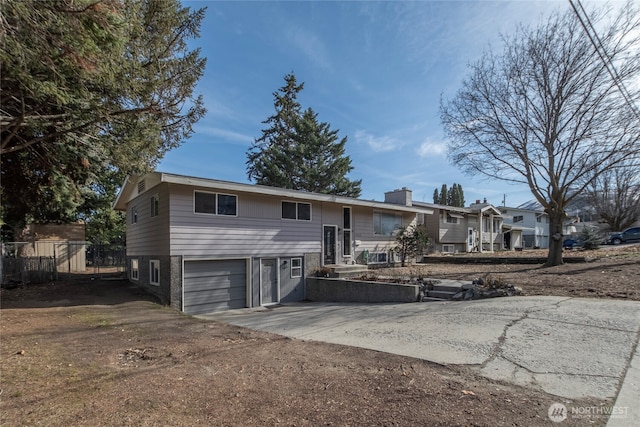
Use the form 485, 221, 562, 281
568, 0, 640, 121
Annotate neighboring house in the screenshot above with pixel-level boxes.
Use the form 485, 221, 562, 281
407, 196, 504, 253
500, 206, 550, 249
113, 172, 434, 314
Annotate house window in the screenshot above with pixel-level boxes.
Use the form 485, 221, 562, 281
150, 194, 159, 218
291, 258, 302, 278
373, 212, 401, 235
195, 191, 216, 214
130, 259, 139, 280
446, 215, 458, 224
343, 207, 352, 257
194, 191, 237, 216
513, 215, 524, 223
368, 252, 388, 264
442, 244, 455, 254
217, 194, 237, 216
282, 201, 311, 221
149, 260, 160, 286
131, 207, 138, 224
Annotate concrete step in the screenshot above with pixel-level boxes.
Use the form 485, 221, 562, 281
431, 284, 462, 293
427, 290, 458, 300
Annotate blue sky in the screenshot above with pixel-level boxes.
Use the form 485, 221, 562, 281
158, 0, 593, 207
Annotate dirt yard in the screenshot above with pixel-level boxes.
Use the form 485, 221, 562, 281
1, 245, 638, 426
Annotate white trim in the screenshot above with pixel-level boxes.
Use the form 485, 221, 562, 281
290, 257, 302, 278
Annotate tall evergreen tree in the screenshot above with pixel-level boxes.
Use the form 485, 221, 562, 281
439, 184, 448, 205
246, 73, 361, 197
293, 108, 361, 196
1, 0, 206, 229
246, 73, 303, 188
433, 183, 465, 207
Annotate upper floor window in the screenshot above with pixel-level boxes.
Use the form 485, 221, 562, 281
373, 212, 401, 235
194, 191, 237, 216
131, 206, 138, 224
513, 215, 524, 223
282, 201, 311, 221
150, 194, 159, 217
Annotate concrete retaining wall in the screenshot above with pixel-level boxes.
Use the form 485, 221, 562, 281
306, 277, 419, 303
421, 256, 587, 264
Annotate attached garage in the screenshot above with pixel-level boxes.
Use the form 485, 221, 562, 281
183, 259, 248, 314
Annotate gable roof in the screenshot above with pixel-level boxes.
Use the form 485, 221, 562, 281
114, 172, 434, 215
412, 200, 502, 217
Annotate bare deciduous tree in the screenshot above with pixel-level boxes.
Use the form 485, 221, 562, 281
586, 162, 640, 232
440, 3, 640, 266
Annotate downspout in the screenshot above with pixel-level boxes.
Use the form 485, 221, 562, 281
478, 212, 483, 253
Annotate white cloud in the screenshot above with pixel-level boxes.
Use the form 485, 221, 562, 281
416, 139, 447, 158
354, 130, 401, 152
286, 27, 333, 72
194, 125, 254, 146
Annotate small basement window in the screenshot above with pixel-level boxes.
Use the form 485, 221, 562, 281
291, 258, 302, 278
150, 260, 160, 286
368, 252, 388, 264
131, 259, 139, 280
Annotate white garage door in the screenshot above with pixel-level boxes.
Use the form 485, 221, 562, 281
183, 259, 247, 314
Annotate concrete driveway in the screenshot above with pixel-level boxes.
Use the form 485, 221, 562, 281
199, 296, 640, 425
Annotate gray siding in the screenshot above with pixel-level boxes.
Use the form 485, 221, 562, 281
126, 183, 171, 256
425, 210, 469, 244
169, 185, 321, 257
353, 206, 415, 260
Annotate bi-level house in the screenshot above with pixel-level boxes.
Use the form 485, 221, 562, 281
500, 204, 550, 249
409, 196, 505, 253
114, 172, 434, 314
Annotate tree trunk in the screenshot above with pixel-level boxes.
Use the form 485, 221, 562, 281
546, 213, 565, 267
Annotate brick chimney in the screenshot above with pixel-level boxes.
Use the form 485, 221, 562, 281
384, 187, 412, 206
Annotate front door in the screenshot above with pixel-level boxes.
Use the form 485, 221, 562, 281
260, 258, 278, 305
323, 225, 337, 265
467, 227, 476, 252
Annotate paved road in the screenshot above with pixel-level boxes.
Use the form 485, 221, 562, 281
199, 296, 640, 425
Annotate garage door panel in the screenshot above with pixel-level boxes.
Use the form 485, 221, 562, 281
183, 259, 247, 314
185, 274, 245, 292
183, 287, 246, 306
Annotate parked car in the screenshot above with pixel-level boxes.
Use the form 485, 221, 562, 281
562, 238, 581, 249
606, 227, 640, 245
